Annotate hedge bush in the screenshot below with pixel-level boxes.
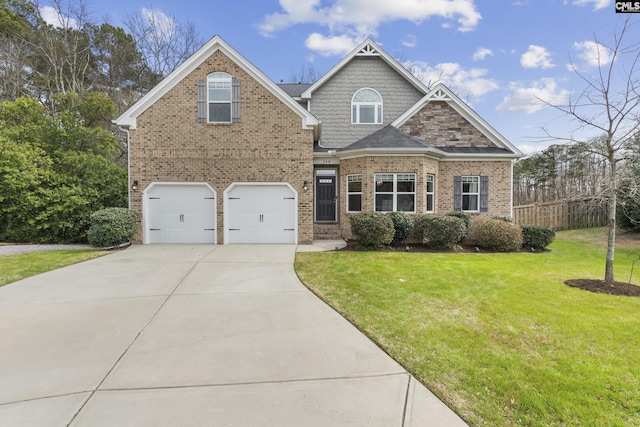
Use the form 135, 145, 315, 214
521, 224, 555, 250
387, 212, 413, 246
349, 213, 395, 247
446, 211, 472, 231
87, 207, 139, 248
414, 215, 467, 249
468, 218, 523, 252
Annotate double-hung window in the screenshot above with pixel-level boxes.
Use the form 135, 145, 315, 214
208, 72, 232, 123
347, 174, 362, 212
462, 176, 479, 211
352, 88, 382, 124
374, 173, 416, 212
426, 174, 435, 212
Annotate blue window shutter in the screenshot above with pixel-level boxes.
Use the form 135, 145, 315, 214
232, 79, 241, 122
197, 79, 206, 122
453, 176, 462, 211
480, 176, 489, 212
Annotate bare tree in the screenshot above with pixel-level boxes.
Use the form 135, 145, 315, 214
124, 8, 202, 79
544, 17, 640, 284
31, 0, 94, 97
288, 63, 321, 84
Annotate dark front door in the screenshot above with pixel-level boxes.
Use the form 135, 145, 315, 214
315, 175, 336, 221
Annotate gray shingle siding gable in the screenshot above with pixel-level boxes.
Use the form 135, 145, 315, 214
310, 57, 425, 149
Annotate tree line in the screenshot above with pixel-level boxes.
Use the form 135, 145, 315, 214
0, 0, 201, 243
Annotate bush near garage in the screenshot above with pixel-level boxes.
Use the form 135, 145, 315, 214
414, 214, 467, 249
521, 224, 556, 250
349, 213, 395, 248
87, 208, 139, 248
468, 218, 523, 252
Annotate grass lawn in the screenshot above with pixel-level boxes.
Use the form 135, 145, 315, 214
295, 227, 640, 427
0, 249, 107, 287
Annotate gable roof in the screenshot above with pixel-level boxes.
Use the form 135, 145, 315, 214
300, 39, 429, 99
392, 84, 523, 157
115, 36, 319, 130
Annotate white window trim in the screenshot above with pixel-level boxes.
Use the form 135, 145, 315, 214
351, 88, 383, 124
426, 174, 435, 213
346, 174, 362, 212
374, 173, 416, 213
207, 72, 232, 123
462, 176, 480, 212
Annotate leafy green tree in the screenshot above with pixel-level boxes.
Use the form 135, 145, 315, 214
0, 95, 126, 243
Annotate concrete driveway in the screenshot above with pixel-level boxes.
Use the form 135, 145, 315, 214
0, 244, 468, 426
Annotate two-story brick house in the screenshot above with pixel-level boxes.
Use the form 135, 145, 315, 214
115, 36, 522, 244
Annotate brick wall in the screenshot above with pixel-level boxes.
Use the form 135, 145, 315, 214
128, 50, 315, 244
337, 156, 513, 239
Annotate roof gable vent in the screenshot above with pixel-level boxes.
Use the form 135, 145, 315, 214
427, 88, 452, 101
356, 43, 379, 56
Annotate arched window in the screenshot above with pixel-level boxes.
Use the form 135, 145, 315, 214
352, 88, 382, 124
207, 72, 232, 122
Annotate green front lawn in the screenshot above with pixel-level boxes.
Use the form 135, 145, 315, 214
295, 228, 640, 427
0, 249, 107, 287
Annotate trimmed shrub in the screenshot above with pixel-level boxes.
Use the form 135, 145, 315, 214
521, 224, 555, 250
87, 207, 139, 248
414, 215, 467, 249
493, 215, 513, 222
469, 218, 523, 252
446, 211, 472, 230
387, 212, 413, 246
349, 213, 394, 247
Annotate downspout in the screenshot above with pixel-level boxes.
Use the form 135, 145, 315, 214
118, 125, 132, 209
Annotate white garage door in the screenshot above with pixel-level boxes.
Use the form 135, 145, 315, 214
145, 183, 217, 244
225, 184, 297, 244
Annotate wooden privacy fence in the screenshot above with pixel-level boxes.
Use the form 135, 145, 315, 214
513, 199, 608, 230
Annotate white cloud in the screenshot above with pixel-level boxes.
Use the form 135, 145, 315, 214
473, 47, 493, 61
402, 34, 418, 48
520, 45, 554, 69
571, 0, 610, 10
39, 6, 79, 29
517, 144, 545, 155
497, 78, 569, 114
141, 8, 176, 38
259, 0, 482, 53
404, 60, 499, 99
304, 33, 359, 57
572, 40, 613, 67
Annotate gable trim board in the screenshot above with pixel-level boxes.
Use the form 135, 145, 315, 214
300, 39, 429, 100
392, 84, 523, 157
114, 35, 319, 131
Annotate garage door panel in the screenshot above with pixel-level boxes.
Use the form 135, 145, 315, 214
225, 184, 297, 244
146, 184, 216, 244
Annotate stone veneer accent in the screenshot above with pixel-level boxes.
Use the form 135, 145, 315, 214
129, 50, 315, 244
400, 101, 495, 148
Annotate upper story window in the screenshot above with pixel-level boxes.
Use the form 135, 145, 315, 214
352, 88, 382, 124
208, 72, 232, 123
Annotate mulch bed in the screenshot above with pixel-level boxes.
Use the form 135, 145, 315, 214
564, 279, 640, 297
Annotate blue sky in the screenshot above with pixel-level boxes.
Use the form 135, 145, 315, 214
47, 0, 639, 155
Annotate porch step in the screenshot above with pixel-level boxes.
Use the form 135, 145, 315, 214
313, 223, 343, 240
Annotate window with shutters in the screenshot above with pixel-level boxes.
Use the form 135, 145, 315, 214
197, 73, 241, 123
454, 176, 488, 212
208, 72, 232, 123
352, 88, 382, 124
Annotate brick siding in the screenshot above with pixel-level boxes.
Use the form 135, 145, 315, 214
129, 50, 315, 244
